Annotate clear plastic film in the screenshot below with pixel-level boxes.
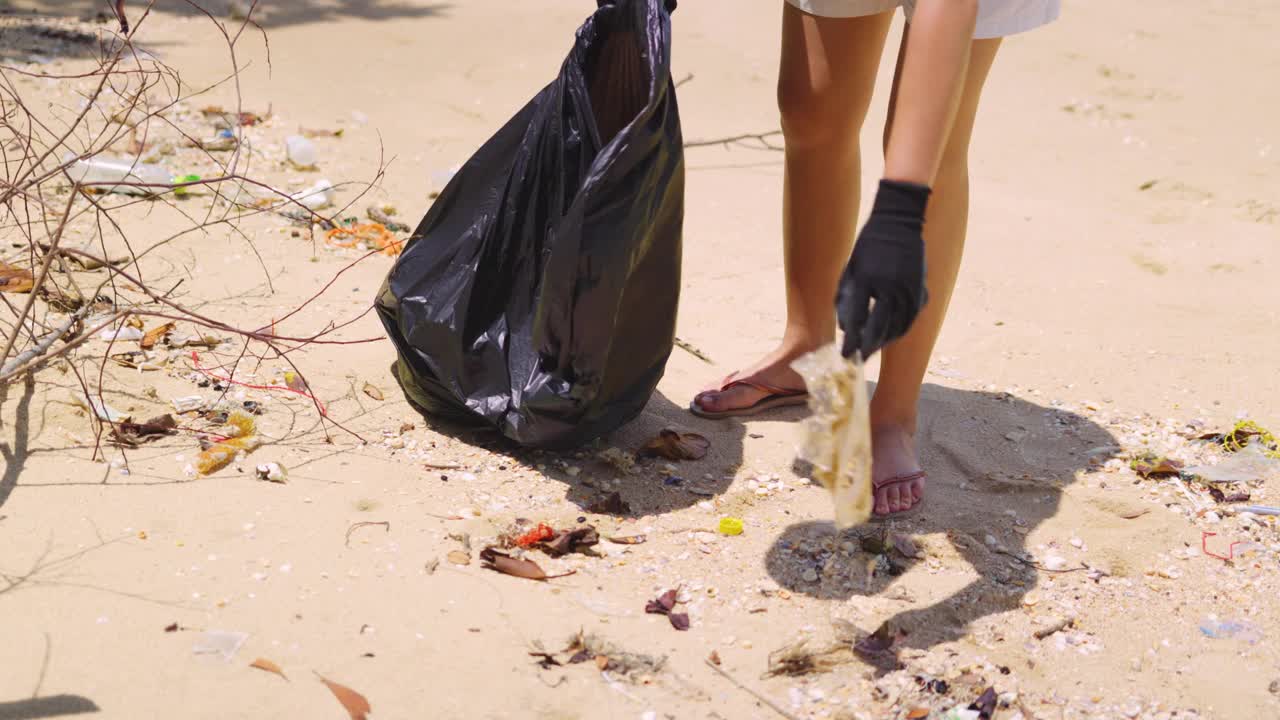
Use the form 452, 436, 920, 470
793, 344, 873, 528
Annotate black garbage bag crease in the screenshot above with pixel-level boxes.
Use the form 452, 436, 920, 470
377, 0, 683, 449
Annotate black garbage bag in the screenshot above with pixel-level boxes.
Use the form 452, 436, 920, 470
376, 0, 683, 449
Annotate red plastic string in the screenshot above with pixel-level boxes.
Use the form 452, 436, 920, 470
189, 351, 328, 416
1201, 531, 1246, 562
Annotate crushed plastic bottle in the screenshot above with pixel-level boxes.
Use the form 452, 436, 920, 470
289, 179, 334, 210
64, 154, 172, 196
285, 135, 317, 168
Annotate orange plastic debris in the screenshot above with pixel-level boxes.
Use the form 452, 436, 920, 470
324, 223, 402, 256
515, 523, 555, 548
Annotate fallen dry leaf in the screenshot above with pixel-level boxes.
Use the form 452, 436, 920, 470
906, 709, 930, 720
539, 526, 599, 557
317, 674, 371, 720
1130, 454, 1184, 479
638, 429, 710, 461
708, 650, 721, 666
645, 589, 678, 615
594, 655, 610, 671
110, 414, 178, 447
1119, 509, 1151, 520
479, 547, 573, 581
141, 322, 175, 349
890, 532, 922, 559
361, 382, 384, 401
605, 534, 647, 545
969, 686, 998, 720
0, 262, 34, 293
854, 621, 906, 656
249, 657, 287, 680
446, 550, 471, 566
668, 613, 690, 631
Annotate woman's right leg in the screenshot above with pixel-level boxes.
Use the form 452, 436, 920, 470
693, 3, 894, 415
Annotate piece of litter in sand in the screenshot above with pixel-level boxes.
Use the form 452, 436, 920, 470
1185, 443, 1280, 484
792, 344, 873, 528
192, 630, 248, 661
480, 547, 573, 581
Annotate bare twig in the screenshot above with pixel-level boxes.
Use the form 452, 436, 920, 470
684, 130, 784, 151
704, 659, 802, 720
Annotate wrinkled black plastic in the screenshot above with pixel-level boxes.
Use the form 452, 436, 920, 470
376, 0, 683, 449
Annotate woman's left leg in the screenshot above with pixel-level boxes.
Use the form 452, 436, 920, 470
869, 32, 1003, 516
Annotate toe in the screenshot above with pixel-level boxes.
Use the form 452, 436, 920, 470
873, 487, 892, 516
886, 483, 905, 513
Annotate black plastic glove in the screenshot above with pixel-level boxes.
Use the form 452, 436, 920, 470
836, 178, 931, 360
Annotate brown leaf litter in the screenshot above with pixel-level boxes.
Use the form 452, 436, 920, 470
638, 429, 710, 461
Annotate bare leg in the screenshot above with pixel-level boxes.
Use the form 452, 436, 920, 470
693, 4, 893, 415
870, 32, 1002, 515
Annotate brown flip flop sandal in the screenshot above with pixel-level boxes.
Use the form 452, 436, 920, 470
689, 373, 809, 419
869, 471, 926, 521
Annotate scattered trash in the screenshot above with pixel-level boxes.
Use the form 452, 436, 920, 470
1199, 617, 1264, 644
512, 523, 555, 548
605, 534, 646, 545
288, 179, 335, 211
1185, 443, 1280, 483
793, 344, 874, 528
140, 322, 175, 349
172, 395, 205, 413
254, 458, 288, 481
110, 414, 177, 447
0, 262, 34, 293
343, 521, 389, 547
588, 491, 631, 515
1130, 453, 1184, 479
99, 326, 144, 343
1236, 504, 1280, 516
644, 589, 690, 631
638, 429, 710, 461
1203, 420, 1280, 457
192, 630, 248, 662
479, 547, 573, 581
367, 204, 411, 233
285, 135, 318, 168
718, 517, 744, 536
1201, 531, 1263, 561
195, 411, 261, 475
361, 382, 384, 401
64, 154, 173, 196
316, 673, 371, 720
249, 658, 287, 680
967, 687, 998, 720
326, 222, 401, 256
72, 393, 131, 423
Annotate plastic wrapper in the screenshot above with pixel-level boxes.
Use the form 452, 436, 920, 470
376, 0, 683, 449
196, 411, 260, 475
793, 344, 873, 528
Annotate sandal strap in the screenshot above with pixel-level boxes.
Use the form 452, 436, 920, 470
719, 377, 806, 398
873, 471, 927, 491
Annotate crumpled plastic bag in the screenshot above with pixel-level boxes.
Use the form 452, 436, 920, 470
1185, 443, 1280, 484
793, 344, 873, 528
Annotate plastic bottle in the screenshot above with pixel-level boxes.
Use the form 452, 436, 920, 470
289, 179, 334, 210
64, 154, 172, 196
285, 135, 317, 168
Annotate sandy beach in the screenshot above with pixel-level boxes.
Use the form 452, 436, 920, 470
2, 1, 1278, 718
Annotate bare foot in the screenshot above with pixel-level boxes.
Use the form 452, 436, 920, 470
690, 345, 809, 415
871, 425, 925, 516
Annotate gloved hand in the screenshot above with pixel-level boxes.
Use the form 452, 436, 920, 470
836, 178, 931, 360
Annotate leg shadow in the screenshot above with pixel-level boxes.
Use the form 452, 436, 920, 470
765, 383, 1119, 658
